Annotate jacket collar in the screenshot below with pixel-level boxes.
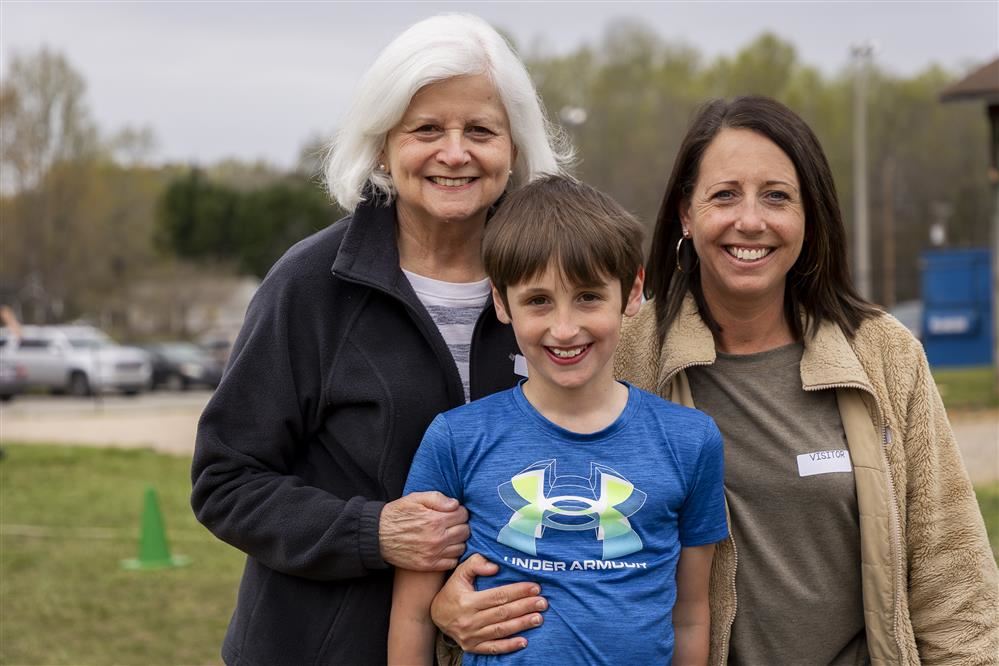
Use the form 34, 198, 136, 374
330, 196, 409, 296
658, 294, 873, 393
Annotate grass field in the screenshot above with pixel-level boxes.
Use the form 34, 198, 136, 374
933, 365, 999, 411
1, 443, 997, 665
978, 482, 999, 559
0, 444, 244, 665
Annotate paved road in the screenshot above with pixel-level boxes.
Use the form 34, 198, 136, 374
1, 392, 997, 482
0, 392, 212, 456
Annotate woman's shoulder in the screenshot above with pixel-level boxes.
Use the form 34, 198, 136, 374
642, 388, 714, 424
839, 311, 930, 405
620, 299, 658, 339
266, 215, 353, 283
851, 310, 925, 362
616, 301, 662, 389
241, 216, 354, 326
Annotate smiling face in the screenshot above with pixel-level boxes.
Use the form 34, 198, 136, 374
382, 74, 515, 231
681, 128, 805, 312
494, 266, 643, 401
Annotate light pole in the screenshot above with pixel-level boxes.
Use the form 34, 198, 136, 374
851, 41, 876, 301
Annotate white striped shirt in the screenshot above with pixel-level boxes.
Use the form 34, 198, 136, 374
403, 269, 491, 403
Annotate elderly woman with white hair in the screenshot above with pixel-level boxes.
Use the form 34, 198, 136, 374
190, 14, 569, 665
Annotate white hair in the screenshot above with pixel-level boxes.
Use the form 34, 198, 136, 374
325, 13, 573, 211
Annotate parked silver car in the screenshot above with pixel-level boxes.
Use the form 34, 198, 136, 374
0, 325, 151, 396
0, 356, 27, 401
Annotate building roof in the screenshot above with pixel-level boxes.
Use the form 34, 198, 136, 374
940, 57, 999, 103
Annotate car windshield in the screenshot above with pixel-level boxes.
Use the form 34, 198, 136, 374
68, 335, 111, 350
161, 344, 207, 361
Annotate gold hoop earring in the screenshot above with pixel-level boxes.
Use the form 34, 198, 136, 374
676, 236, 698, 273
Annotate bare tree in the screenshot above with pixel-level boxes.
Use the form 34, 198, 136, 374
0, 48, 98, 322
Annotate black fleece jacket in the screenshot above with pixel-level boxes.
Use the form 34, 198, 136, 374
191, 198, 520, 666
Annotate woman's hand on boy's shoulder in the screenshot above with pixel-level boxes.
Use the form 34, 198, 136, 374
380, 491, 470, 570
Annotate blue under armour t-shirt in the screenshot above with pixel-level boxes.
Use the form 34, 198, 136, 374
404, 382, 728, 664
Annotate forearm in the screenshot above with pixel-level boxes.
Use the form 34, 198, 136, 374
896, 351, 998, 662
672, 599, 710, 666
672, 544, 714, 666
389, 570, 447, 666
189, 274, 390, 580
191, 455, 387, 579
387, 617, 436, 666
904, 386, 999, 660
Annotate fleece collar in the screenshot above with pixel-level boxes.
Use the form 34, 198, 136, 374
657, 294, 874, 394
329, 196, 416, 298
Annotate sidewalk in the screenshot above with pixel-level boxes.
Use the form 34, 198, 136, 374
1, 397, 997, 482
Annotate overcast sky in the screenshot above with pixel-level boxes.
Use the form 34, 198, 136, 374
2, 1, 996, 169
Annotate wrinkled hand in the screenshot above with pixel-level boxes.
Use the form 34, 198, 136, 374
431, 554, 547, 654
379, 491, 469, 571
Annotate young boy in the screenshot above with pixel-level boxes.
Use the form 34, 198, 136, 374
388, 176, 727, 665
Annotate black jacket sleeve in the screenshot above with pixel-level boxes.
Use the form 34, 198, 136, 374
190, 236, 388, 581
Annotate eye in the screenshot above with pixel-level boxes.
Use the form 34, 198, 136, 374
711, 189, 736, 202
413, 124, 441, 136
526, 295, 549, 307
764, 190, 791, 203
467, 125, 496, 139
578, 292, 603, 304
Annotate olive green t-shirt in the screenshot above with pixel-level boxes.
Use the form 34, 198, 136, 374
687, 342, 869, 665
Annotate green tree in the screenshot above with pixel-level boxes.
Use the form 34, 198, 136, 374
156, 170, 335, 278
525, 27, 990, 307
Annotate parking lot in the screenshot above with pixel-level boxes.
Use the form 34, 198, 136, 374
1, 392, 997, 482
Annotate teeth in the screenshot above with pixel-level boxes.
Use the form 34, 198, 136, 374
727, 247, 772, 262
551, 346, 586, 358
430, 176, 473, 187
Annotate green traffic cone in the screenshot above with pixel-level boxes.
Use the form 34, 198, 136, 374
121, 486, 190, 571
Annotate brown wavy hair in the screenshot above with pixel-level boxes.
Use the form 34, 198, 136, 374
645, 95, 880, 344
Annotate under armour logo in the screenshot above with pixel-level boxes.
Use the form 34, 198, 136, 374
497, 459, 647, 559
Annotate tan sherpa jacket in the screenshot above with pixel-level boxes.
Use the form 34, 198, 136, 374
614, 296, 999, 665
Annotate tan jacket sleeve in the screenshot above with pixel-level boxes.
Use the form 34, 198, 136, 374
901, 342, 999, 664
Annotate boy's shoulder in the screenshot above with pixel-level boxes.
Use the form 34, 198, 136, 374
439, 385, 519, 424
627, 384, 720, 445
629, 383, 712, 423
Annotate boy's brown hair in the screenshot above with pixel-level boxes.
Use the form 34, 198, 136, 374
483, 175, 645, 311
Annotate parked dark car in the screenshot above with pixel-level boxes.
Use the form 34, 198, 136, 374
142, 342, 223, 391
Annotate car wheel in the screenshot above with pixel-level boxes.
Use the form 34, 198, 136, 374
69, 372, 92, 397
165, 373, 185, 392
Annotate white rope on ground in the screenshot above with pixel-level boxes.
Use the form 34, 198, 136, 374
0, 524, 210, 542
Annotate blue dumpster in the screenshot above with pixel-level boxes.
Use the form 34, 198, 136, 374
920, 248, 994, 367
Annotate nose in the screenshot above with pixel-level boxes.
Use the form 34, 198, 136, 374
734, 199, 767, 234
549, 308, 580, 342
436, 130, 470, 167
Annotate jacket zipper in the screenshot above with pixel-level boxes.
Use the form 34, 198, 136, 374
717, 532, 739, 665
805, 380, 905, 664
664, 360, 740, 665
661, 359, 711, 388
333, 269, 466, 408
